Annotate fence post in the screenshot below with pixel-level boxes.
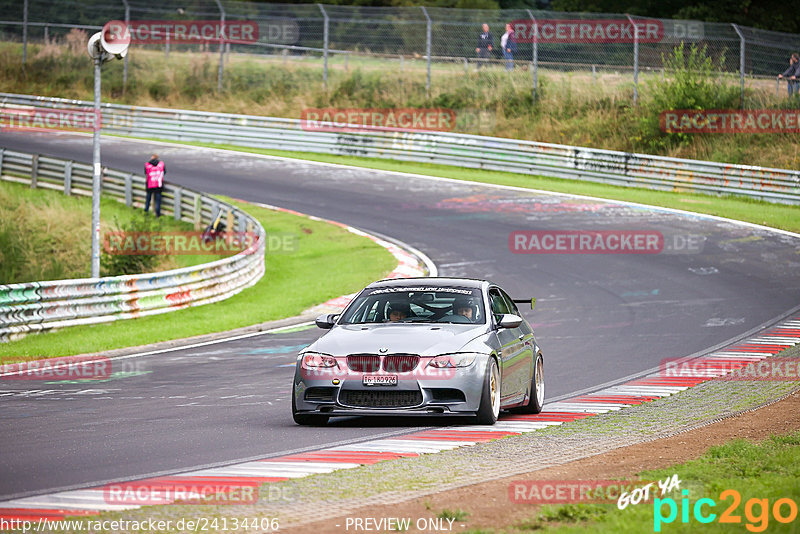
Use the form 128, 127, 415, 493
731, 24, 746, 109
22, 0, 28, 67
124, 173, 132, 206
526, 10, 538, 100
44, 24, 48, 44
30, 154, 39, 188
173, 187, 182, 221
122, 0, 129, 90
421, 6, 431, 97
625, 14, 639, 105
64, 161, 73, 195
225, 208, 234, 234
318, 4, 329, 89
193, 193, 202, 229
0, 148, 4, 177
214, 0, 225, 92
165, 29, 169, 58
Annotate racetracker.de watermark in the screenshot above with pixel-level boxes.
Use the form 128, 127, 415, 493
1, 356, 111, 381
509, 230, 705, 254
661, 109, 800, 134
103, 19, 259, 45
300, 108, 458, 133
660, 357, 800, 380
509, 19, 664, 43
102, 231, 265, 256
0, 107, 101, 132
103, 482, 260, 505
509, 479, 656, 504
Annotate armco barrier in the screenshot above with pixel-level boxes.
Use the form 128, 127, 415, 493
2, 92, 800, 204
0, 148, 266, 342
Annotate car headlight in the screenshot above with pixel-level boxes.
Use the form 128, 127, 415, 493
301, 352, 339, 369
428, 353, 481, 368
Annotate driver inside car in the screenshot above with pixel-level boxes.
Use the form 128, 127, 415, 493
452, 297, 477, 322
386, 301, 411, 322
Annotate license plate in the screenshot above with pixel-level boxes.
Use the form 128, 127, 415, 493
362, 374, 398, 386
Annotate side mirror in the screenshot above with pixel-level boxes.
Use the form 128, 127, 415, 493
315, 313, 338, 329
498, 314, 523, 329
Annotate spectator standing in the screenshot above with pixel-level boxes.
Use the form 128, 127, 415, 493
777, 53, 800, 96
144, 153, 165, 217
501, 23, 517, 71
475, 23, 493, 70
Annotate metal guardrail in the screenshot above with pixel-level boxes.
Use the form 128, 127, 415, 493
0, 147, 266, 342
2, 92, 800, 206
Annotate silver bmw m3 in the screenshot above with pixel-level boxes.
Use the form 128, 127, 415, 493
292, 277, 544, 425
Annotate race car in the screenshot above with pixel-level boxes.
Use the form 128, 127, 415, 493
292, 277, 544, 425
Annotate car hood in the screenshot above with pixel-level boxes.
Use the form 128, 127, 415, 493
307, 323, 489, 357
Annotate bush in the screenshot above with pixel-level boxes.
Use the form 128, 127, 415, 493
632, 43, 740, 152
101, 214, 162, 276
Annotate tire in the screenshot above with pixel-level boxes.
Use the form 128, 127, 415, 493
517, 354, 544, 414
292, 393, 329, 426
474, 357, 501, 425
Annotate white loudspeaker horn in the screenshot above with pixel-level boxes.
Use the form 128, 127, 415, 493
101, 20, 130, 59
87, 32, 105, 60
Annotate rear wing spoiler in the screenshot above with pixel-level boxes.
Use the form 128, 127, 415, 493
512, 298, 536, 311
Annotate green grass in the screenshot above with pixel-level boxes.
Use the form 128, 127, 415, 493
151, 141, 800, 235
512, 430, 800, 533
0, 179, 218, 283
3, 40, 800, 169
0, 197, 396, 361
437, 509, 470, 521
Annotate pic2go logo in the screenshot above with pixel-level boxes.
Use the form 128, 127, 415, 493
654, 489, 798, 532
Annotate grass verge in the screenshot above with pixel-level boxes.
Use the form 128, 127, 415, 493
147, 140, 800, 234
0, 179, 219, 283
3, 40, 800, 169
0, 197, 396, 361
514, 429, 800, 533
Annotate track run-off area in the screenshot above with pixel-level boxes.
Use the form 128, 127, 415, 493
1, 130, 799, 517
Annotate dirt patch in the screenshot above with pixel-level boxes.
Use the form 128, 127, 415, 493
286, 389, 800, 533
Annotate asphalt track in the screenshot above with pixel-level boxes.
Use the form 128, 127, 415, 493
1, 131, 799, 500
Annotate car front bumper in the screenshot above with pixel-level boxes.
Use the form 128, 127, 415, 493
293, 357, 489, 417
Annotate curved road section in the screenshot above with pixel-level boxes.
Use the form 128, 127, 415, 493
1, 131, 799, 499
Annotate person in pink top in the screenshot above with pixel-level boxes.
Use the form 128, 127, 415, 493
144, 153, 165, 217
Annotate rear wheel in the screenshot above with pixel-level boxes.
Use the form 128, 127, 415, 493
475, 358, 501, 425
517, 354, 544, 414
292, 393, 329, 426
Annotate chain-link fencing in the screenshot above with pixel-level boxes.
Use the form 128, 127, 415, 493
1, 1, 800, 106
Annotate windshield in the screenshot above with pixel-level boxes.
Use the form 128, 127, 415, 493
340, 286, 486, 325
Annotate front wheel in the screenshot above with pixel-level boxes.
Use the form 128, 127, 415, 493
517, 354, 544, 414
474, 357, 501, 425
292, 393, 329, 426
